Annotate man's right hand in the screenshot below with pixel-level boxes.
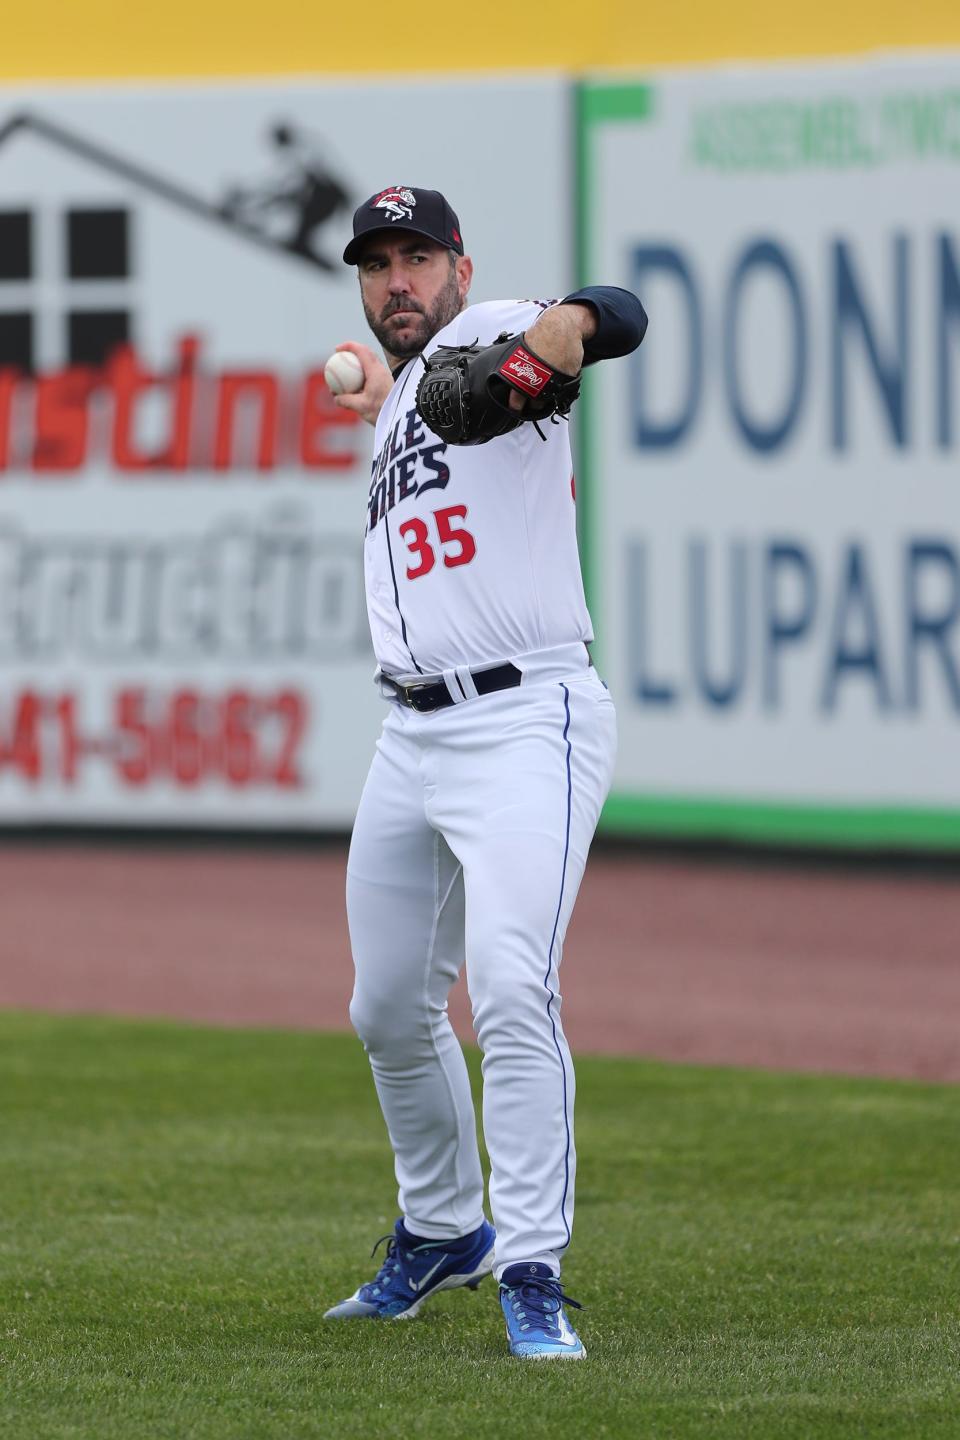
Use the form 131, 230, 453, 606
331, 342, 393, 426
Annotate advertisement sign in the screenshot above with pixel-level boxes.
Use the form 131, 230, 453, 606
0, 76, 571, 825
580, 59, 960, 847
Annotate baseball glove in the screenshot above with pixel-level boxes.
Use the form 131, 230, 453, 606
415, 331, 581, 446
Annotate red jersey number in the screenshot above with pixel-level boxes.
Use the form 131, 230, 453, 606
435, 505, 477, 568
399, 506, 476, 580
398, 516, 434, 579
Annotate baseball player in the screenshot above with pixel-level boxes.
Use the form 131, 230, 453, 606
324, 186, 647, 1359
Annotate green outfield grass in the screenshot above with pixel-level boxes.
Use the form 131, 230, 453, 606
1, 1012, 958, 1440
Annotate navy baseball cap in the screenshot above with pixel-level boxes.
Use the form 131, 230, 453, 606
343, 186, 464, 265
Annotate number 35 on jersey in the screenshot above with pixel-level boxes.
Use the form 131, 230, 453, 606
398, 505, 477, 580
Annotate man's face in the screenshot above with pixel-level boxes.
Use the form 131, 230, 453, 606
357, 235, 472, 359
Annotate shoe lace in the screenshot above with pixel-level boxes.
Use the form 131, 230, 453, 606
501, 1275, 583, 1336
361, 1231, 447, 1301
360, 1233, 406, 1299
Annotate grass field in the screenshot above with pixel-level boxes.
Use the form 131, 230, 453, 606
1, 1012, 958, 1439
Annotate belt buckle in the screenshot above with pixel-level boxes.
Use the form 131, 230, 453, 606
399, 681, 432, 712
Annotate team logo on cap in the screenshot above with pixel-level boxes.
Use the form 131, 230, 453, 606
372, 187, 416, 222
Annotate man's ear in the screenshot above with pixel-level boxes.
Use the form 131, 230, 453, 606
456, 255, 473, 305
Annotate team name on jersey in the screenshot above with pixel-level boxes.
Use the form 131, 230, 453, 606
368, 407, 450, 534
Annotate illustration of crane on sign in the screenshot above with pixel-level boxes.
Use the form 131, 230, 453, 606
218, 123, 351, 272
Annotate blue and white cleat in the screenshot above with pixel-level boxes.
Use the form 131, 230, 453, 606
324, 1218, 496, 1319
499, 1262, 586, 1359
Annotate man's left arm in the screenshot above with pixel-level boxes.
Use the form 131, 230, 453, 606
522, 286, 648, 380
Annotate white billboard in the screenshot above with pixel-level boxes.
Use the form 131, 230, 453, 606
581, 59, 960, 848
0, 76, 571, 825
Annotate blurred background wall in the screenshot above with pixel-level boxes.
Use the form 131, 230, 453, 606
1, 5, 958, 851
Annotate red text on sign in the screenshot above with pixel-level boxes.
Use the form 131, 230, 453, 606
0, 688, 308, 790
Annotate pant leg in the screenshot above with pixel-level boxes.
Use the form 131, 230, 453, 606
346, 708, 485, 1240
427, 673, 617, 1275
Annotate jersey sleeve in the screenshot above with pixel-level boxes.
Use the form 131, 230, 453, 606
560, 285, 648, 363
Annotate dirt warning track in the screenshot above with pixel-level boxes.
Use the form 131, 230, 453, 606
1, 842, 957, 1082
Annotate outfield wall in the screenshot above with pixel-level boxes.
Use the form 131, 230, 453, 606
0, 53, 958, 846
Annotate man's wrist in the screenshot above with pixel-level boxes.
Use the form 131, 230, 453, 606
557, 300, 598, 340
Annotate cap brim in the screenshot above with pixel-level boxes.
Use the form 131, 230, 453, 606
343, 226, 460, 265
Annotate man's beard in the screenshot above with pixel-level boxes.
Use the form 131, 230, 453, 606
364, 268, 463, 358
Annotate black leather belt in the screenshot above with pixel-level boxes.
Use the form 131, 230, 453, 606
386, 663, 522, 713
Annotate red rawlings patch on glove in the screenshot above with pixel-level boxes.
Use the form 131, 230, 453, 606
498, 345, 552, 397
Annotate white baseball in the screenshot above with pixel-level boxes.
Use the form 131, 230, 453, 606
324, 350, 365, 395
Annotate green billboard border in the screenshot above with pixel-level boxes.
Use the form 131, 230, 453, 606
603, 794, 960, 851
575, 77, 960, 852
575, 81, 654, 682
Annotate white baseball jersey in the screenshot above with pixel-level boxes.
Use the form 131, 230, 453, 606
364, 299, 593, 680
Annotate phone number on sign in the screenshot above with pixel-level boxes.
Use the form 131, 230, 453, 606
0, 689, 308, 788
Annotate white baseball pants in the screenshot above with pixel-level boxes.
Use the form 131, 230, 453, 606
345, 647, 616, 1278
